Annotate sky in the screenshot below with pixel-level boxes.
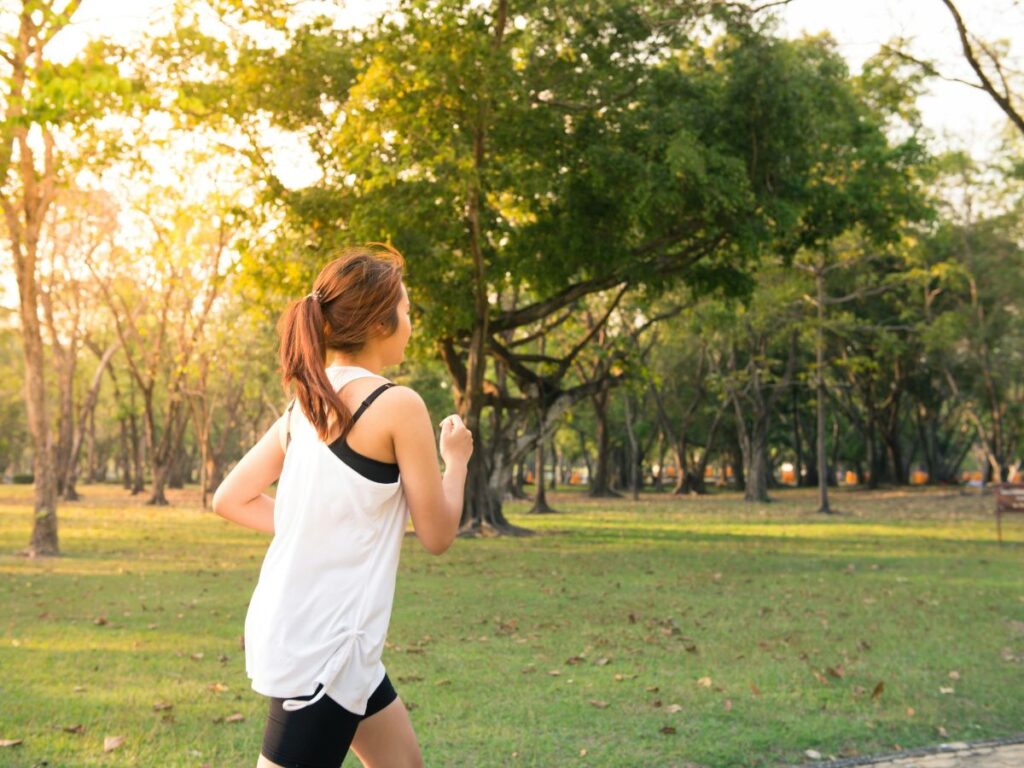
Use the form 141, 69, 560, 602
775, 0, 1022, 160
48, 0, 1021, 164
3, 0, 1021, 310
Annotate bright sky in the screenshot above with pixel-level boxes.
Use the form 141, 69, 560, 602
775, 0, 1022, 160
2, 0, 1021, 310
51, 0, 1022, 165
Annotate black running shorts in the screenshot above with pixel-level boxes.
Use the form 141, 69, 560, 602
260, 673, 399, 768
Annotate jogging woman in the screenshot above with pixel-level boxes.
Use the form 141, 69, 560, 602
212, 243, 472, 768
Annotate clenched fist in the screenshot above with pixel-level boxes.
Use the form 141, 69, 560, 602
439, 414, 473, 467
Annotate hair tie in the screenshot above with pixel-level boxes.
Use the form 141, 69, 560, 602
307, 289, 322, 304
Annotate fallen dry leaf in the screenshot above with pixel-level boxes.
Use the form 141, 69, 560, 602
593, 657, 610, 666
94, 616, 107, 626
225, 713, 244, 723
547, 670, 561, 676
589, 700, 609, 709
696, 676, 712, 687
665, 704, 683, 713
0, 739, 23, 747
750, 683, 762, 696
724, 699, 733, 712
207, 682, 229, 693
659, 726, 676, 735
804, 748, 822, 759
871, 681, 885, 700
62, 724, 85, 734
939, 686, 955, 694
103, 735, 126, 752
812, 670, 830, 686
153, 701, 173, 711
948, 670, 960, 680
907, 707, 915, 716
826, 665, 845, 679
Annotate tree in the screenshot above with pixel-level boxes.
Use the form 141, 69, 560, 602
1, 0, 134, 555
173, 2, 901, 533
716, 262, 801, 502
35, 187, 121, 500
87, 183, 239, 505
921, 151, 1024, 482
939, 0, 1024, 136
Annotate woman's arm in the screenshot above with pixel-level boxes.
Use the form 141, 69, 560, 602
389, 387, 472, 555
211, 415, 287, 534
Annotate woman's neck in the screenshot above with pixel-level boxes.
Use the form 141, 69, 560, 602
324, 351, 383, 375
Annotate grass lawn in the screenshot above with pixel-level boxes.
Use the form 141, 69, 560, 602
1, 482, 1022, 767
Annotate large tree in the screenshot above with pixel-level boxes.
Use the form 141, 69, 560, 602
1, 0, 134, 555
172, 1, 901, 532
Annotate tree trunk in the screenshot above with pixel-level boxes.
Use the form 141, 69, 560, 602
548, 438, 558, 490
589, 385, 620, 498
130, 412, 145, 495
814, 266, 833, 514
577, 429, 592, 487
507, 461, 528, 500
529, 442, 555, 513
85, 405, 98, 482
623, 390, 641, 501
792, 386, 804, 487
55, 343, 78, 500
64, 341, 118, 499
745, 416, 771, 502
652, 432, 665, 492
9, 200, 59, 556
17, 296, 59, 554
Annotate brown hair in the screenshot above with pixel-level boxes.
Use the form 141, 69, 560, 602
277, 242, 406, 442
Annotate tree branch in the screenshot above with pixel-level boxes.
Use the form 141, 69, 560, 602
940, 0, 1024, 135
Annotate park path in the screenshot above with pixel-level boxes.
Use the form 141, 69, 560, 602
788, 735, 1024, 768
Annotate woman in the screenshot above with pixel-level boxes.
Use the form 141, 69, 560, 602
212, 242, 473, 768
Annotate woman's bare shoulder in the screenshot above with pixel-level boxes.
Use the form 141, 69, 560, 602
378, 384, 428, 417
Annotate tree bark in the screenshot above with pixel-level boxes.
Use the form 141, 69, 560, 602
2, 16, 67, 555
814, 266, 832, 513
589, 382, 621, 498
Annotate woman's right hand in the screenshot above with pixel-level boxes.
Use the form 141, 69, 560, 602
439, 414, 473, 467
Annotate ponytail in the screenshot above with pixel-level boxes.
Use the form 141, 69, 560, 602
276, 243, 406, 444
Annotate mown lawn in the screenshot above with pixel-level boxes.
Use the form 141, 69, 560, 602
1, 483, 1022, 767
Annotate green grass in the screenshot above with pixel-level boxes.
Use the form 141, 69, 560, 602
1, 483, 1022, 767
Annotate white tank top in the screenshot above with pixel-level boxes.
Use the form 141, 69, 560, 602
243, 365, 409, 715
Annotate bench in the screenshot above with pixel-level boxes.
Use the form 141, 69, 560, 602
995, 483, 1024, 544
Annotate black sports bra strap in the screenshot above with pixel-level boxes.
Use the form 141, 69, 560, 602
342, 382, 395, 439
286, 398, 297, 449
